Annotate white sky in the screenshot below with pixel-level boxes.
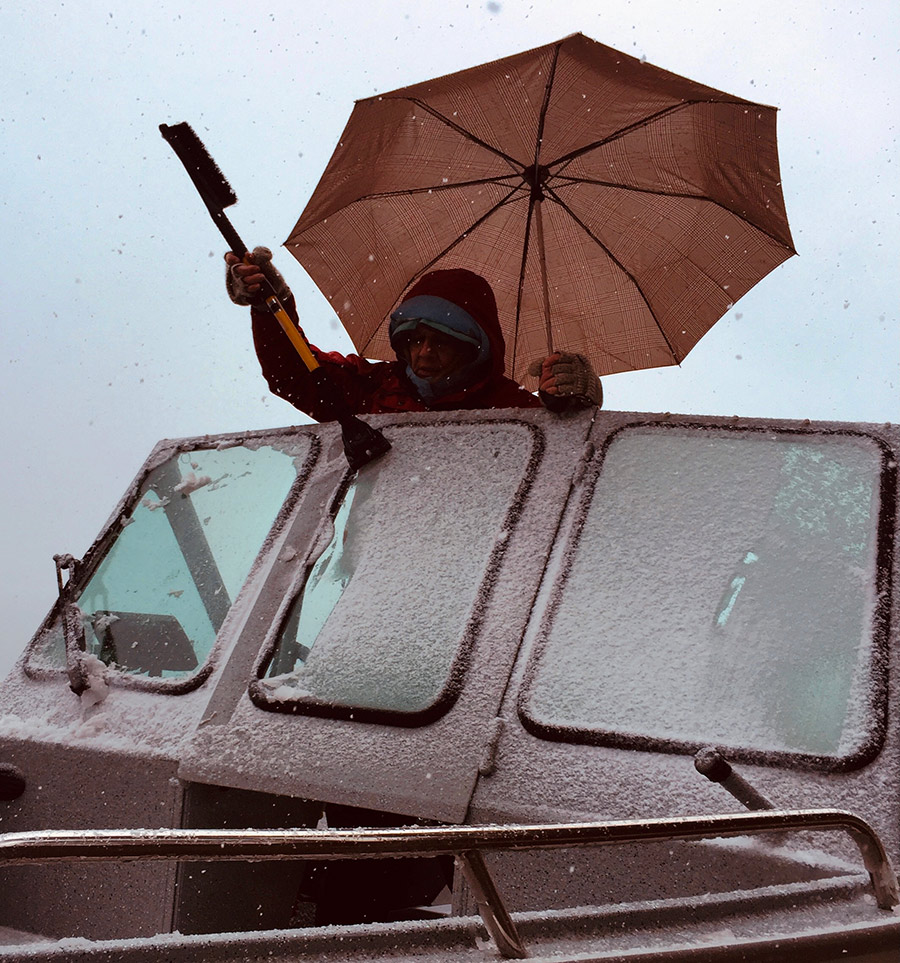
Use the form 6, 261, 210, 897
1, 0, 897, 676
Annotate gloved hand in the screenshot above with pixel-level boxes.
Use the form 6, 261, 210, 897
528, 351, 602, 412
224, 246, 292, 306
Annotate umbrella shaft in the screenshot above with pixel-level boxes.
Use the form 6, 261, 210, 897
533, 198, 553, 354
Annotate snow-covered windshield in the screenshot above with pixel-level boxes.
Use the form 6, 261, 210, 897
29, 440, 309, 683
521, 426, 887, 766
258, 422, 536, 719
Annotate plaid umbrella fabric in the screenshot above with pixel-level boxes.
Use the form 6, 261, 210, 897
285, 34, 795, 387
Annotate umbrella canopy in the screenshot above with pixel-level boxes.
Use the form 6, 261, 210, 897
285, 33, 795, 387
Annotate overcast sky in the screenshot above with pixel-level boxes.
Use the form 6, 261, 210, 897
1, 0, 897, 676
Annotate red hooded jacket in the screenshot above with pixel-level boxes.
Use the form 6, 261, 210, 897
251, 270, 541, 421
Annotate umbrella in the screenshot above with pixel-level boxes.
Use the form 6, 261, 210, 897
285, 33, 795, 388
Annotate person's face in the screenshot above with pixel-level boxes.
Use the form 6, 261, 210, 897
405, 324, 474, 381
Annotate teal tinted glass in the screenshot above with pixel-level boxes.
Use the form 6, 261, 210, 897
523, 428, 884, 759
30, 439, 308, 681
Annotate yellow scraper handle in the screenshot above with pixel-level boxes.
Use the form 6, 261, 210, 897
263, 293, 320, 372
241, 249, 320, 372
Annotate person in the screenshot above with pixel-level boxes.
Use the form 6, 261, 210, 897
225, 248, 602, 419
226, 251, 601, 925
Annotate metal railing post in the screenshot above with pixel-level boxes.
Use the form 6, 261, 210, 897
456, 850, 527, 958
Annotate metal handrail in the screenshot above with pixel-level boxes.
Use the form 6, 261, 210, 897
0, 809, 896, 958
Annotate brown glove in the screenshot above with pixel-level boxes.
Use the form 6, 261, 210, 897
528, 352, 602, 412
225, 246, 292, 306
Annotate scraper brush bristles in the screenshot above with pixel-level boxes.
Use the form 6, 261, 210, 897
159, 122, 237, 210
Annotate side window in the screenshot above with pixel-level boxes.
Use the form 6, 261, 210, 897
519, 426, 892, 770
28, 437, 315, 688
253, 422, 540, 724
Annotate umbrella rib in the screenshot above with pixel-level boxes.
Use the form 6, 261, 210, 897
293, 177, 528, 239
542, 184, 683, 366
338, 174, 527, 203
530, 39, 562, 170
514, 39, 564, 370
385, 95, 524, 174
548, 99, 749, 169
552, 176, 796, 253
553, 175, 708, 199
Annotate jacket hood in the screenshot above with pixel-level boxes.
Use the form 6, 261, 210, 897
389, 269, 508, 383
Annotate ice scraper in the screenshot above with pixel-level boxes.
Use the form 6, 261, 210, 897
159, 121, 391, 472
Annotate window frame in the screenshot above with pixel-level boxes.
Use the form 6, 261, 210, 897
23, 429, 321, 696
248, 418, 545, 727
517, 422, 897, 773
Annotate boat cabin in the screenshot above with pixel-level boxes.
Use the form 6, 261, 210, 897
0, 407, 897, 960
